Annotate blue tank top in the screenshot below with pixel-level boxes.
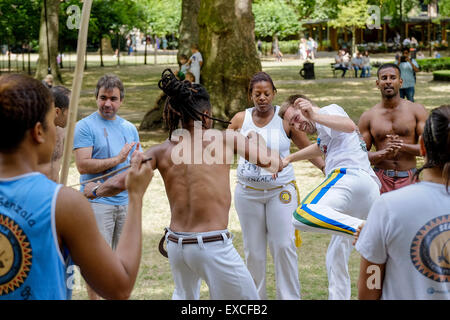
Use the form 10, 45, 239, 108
0, 173, 70, 300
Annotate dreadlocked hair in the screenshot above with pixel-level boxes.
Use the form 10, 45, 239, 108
415, 105, 450, 192
158, 69, 230, 139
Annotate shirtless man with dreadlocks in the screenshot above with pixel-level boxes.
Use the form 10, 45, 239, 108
83, 69, 282, 300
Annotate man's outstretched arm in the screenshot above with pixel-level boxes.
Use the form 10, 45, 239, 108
84, 147, 157, 199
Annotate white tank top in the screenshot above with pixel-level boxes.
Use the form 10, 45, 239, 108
237, 105, 295, 188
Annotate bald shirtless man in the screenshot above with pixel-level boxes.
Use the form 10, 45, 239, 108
83, 70, 281, 300
358, 63, 428, 193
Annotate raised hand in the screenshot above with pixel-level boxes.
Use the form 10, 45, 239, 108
294, 98, 316, 121
117, 142, 137, 164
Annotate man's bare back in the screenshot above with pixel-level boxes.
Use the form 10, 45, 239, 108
359, 91, 428, 171
148, 136, 232, 232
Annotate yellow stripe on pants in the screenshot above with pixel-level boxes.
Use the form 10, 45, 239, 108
291, 180, 302, 248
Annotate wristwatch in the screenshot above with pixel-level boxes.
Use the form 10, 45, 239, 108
92, 185, 100, 198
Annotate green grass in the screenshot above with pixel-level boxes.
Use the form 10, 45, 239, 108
46, 53, 449, 300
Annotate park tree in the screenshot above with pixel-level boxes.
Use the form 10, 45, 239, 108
253, 0, 301, 49
141, 0, 261, 130
137, 0, 181, 64
35, 0, 62, 82
178, 0, 200, 63
198, 0, 261, 122
328, 0, 370, 54
380, 0, 420, 38
88, 0, 142, 67
438, 0, 450, 16
0, 0, 40, 74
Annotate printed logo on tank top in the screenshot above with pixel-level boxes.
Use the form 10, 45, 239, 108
0, 214, 32, 297
238, 160, 275, 183
410, 214, 450, 283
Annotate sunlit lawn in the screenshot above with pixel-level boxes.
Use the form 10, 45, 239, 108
48, 52, 449, 300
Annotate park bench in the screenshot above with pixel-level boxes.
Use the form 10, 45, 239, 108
331, 63, 353, 78
331, 63, 337, 77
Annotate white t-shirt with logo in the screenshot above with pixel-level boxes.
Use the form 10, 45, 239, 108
356, 181, 450, 300
316, 104, 377, 181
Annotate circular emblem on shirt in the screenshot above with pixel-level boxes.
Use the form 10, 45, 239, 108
410, 214, 450, 283
0, 214, 32, 295
279, 190, 292, 204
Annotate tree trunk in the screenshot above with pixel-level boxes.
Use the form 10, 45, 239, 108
22, 44, 25, 71
28, 48, 31, 75
117, 33, 120, 66
144, 35, 148, 65
139, 94, 168, 130
352, 26, 356, 54
35, 0, 61, 83
198, 0, 261, 124
154, 34, 158, 64
99, 33, 104, 67
7, 42, 11, 72
178, 0, 200, 63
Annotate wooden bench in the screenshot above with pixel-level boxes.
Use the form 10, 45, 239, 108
331, 63, 337, 78
331, 63, 353, 78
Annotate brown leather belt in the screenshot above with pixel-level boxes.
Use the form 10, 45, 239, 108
167, 232, 231, 244
158, 229, 231, 258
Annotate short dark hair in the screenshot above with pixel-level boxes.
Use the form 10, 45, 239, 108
51, 85, 71, 110
418, 105, 450, 192
248, 72, 277, 102
377, 63, 401, 78
279, 94, 312, 119
0, 74, 53, 152
95, 74, 124, 100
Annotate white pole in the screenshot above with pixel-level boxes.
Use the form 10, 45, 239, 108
59, 0, 93, 185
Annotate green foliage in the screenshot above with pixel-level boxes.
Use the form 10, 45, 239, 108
308, 0, 339, 20
433, 69, 450, 81
328, 0, 369, 29
380, 0, 420, 28
136, 0, 181, 36
58, 0, 144, 51
437, 0, 450, 16
253, 0, 302, 39
0, 0, 40, 45
286, 0, 316, 19
260, 40, 300, 54
417, 57, 450, 72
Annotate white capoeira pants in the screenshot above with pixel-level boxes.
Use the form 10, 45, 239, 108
292, 168, 380, 300
234, 182, 301, 300
166, 228, 259, 300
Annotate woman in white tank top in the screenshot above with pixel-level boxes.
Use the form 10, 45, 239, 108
228, 72, 324, 299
